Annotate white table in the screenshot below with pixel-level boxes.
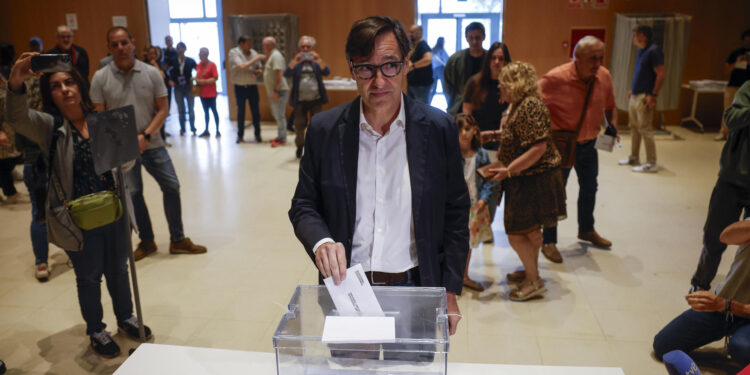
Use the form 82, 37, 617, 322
680, 81, 727, 133
114, 343, 626, 375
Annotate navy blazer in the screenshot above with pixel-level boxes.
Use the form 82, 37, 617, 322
288, 94, 470, 294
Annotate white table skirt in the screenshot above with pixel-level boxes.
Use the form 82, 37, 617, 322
114, 343, 626, 375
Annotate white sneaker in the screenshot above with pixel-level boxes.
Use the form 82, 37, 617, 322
35, 263, 50, 280
632, 163, 659, 173
618, 156, 639, 166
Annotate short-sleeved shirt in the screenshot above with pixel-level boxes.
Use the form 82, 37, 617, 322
263, 48, 289, 96
498, 96, 560, 176
297, 62, 320, 102
407, 39, 433, 86
463, 75, 509, 151
631, 43, 664, 95
726, 47, 750, 88
541, 62, 616, 143
90, 59, 168, 150
196, 61, 218, 98
228, 46, 262, 86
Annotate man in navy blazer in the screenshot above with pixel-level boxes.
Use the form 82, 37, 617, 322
289, 16, 470, 335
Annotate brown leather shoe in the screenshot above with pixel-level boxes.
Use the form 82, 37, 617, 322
578, 231, 612, 248
541, 243, 563, 263
133, 241, 157, 261
169, 237, 207, 254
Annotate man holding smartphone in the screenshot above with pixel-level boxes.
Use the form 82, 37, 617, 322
90, 26, 207, 260
47, 25, 89, 83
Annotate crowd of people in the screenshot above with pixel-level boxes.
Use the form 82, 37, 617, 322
0, 14, 749, 371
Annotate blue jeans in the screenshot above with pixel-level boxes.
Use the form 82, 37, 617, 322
268, 90, 288, 141
174, 85, 196, 133
429, 67, 444, 104
65, 216, 133, 335
543, 140, 598, 244
653, 309, 750, 365
23, 163, 49, 265
200, 97, 219, 133
407, 84, 431, 104
124, 147, 184, 243
691, 178, 750, 290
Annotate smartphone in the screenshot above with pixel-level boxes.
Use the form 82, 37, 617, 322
31, 54, 72, 73
300, 52, 313, 61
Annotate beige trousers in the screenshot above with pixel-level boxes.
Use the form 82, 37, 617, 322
628, 93, 657, 164
720, 86, 739, 138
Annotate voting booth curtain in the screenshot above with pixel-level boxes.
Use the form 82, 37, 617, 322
611, 13, 692, 112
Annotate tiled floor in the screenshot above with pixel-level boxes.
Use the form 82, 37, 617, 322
0, 96, 742, 374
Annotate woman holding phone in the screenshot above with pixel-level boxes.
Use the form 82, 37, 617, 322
5, 53, 150, 357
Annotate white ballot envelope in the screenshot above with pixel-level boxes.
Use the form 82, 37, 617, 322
323, 264, 384, 317
321, 316, 396, 344
595, 134, 616, 152
736, 60, 748, 70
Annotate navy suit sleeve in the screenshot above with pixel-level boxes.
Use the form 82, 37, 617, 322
440, 114, 471, 294
288, 117, 334, 263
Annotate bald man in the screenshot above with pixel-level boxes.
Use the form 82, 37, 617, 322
47, 25, 90, 82
262, 36, 289, 147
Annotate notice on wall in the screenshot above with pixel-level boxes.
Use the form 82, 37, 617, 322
66, 13, 78, 30
112, 16, 128, 27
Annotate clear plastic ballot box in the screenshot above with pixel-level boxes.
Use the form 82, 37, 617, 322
273, 285, 449, 375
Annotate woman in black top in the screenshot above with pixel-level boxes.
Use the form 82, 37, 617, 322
462, 42, 511, 221
6, 54, 151, 358
169, 42, 197, 135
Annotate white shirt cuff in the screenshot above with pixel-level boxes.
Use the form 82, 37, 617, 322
312, 238, 335, 255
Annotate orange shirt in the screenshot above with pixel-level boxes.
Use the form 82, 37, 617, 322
540, 62, 616, 143
196, 61, 218, 98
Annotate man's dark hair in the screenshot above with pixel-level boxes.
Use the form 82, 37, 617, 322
238, 35, 252, 44
177, 42, 186, 49
106, 26, 133, 43
465, 22, 485, 37
742, 29, 750, 40
633, 25, 653, 43
40, 68, 95, 117
345, 16, 409, 62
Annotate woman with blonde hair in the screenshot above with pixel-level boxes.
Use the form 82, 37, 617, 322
483, 61, 566, 301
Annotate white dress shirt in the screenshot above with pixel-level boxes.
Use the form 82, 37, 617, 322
313, 95, 418, 273
227, 46, 261, 85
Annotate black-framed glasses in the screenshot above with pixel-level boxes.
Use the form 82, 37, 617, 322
349, 60, 404, 80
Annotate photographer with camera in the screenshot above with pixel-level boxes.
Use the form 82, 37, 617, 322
284, 36, 330, 159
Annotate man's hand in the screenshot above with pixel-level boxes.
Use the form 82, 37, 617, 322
168, 81, 175, 87
137, 134, 148, 154
315, 242, 347, 285
272, 91, 279, 102
0, 130, 9, 146
446, 292, 461, 335
645, 95, 657, 109
475, 200, 486, 211
686, 291, 724, 312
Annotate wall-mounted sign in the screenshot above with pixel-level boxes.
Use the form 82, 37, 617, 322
113, 16, 128, 27
66, 13, 78, 30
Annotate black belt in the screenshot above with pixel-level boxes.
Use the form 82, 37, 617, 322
366, 267, 419, 286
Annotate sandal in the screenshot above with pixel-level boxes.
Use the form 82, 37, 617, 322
506, 270, 526, 284
509, 278, 546, 301
463, 277, 485, 291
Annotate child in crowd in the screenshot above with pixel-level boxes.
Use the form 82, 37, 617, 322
457, 114, 497, 292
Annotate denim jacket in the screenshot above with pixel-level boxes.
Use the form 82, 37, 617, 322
475, 147, 497, 203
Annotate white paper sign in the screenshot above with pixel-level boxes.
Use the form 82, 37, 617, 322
66, 14, 78, 30
595, 134, 615, 152
323, 264, 384, 317
112, 16, 128, 27
321, 316, 395, 343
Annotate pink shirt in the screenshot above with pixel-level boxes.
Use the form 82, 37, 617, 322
196, 61, 218, 98
540, 61, 616, 143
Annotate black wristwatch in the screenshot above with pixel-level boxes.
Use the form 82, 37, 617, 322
142, 132, 151, 141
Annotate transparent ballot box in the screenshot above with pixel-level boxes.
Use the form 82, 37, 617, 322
273, 285, 449, 375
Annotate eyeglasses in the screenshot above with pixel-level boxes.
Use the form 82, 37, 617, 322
349, 60, 404, 80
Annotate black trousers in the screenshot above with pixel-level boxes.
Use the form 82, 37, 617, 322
691, 178, 750, 290
0, 156, 21, 196
234, 84, 261, 140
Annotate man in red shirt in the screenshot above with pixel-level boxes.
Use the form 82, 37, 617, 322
538, 36, 617, 263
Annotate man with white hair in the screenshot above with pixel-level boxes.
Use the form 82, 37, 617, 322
538, 36, 617, 263
262, 36, 290, 147
47, 25, 89, 82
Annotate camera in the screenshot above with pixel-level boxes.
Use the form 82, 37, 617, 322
31, 54, 72, 73
300, 52, 313, 61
